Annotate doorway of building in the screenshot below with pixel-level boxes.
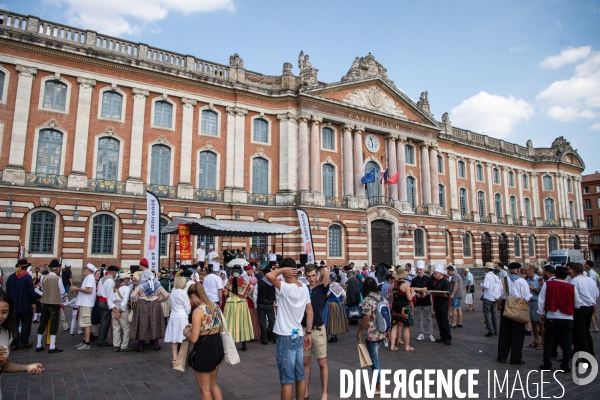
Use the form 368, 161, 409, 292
499, 234, 508, 265
481, 233, 492, 265
371, 220, 392, 266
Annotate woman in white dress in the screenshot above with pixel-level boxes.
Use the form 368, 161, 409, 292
164, 277, 191, 366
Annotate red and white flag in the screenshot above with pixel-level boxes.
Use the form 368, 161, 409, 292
384, 171, 400, 185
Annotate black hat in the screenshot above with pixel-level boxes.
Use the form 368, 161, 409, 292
107, 265, 120, 272
320, 261, 326, 265
182, 269, 193, 277
17, 259, 30, 266
555, 266, 569, 275
508, 262, 521, 271
343, 265, 351, 271
49, 259, 61, 269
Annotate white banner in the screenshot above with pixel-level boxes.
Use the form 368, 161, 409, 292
296, 208, 315, 265
145, 191, 161, 272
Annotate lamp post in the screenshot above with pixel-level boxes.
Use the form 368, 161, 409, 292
73, 199, 79, 222
5, 195, 12, 218
132, 204, 138, 225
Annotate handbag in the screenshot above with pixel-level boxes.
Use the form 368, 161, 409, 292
128, 304, 134, 323
173, 340, 193, 372
465, 293, 473, 305
358, 342, 373, 368
220, 312, 240, 365
347, 305, 363, 319
501, 278, 529, 324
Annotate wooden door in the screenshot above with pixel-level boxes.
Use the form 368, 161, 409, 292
499, 234, 508, 265
371, 220, 392, 266
481, 233, 492, 265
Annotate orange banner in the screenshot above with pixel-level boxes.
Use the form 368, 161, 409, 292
178, 224, 192, 260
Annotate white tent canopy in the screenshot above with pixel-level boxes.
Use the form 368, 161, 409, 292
161, 218, 298, 237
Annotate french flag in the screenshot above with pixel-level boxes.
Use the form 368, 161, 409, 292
379, 168, 389, 184
384, 171, 400, 185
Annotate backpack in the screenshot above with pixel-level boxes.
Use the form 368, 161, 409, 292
368, 295, 391, 333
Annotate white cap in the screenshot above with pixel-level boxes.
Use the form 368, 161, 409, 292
209, 244, 214, 249
64, 261, 71, 267
503, 266, 508, 271
416, 260, 425, 270
212, 264, 220, 272
433, 263, 445, 274
200, 242, 205, 246
85, 263, 97, 273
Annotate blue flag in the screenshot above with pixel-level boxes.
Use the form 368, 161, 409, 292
361, 168, 376, 184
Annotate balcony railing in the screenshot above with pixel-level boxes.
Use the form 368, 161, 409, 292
88, 179, 125, 194
368, 196, 394, 208
543, 219, 560, 227
145, 184, 177, 198
194, 189, 223, 202
497, 217, 508, 225
25, 173, 67, 188
513, 217, 523, 226
528, 219, 536, 227
480, 215, 492, 223
414, 205, 429, 215
462, 213, 474, 222
248, 193, 275, 205
325, 197, 348, 208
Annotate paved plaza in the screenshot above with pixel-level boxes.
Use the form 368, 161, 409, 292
2, 295, 599, 400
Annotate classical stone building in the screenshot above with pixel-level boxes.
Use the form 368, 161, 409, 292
582, 172, 600, 262
0, 11, 589, 273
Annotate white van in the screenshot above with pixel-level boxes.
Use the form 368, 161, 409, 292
548, 250, 585, 265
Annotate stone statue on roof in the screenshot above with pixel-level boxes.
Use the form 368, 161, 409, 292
298, 50, 319, 88
229, 53, 244, 69
341, 53, 389, 82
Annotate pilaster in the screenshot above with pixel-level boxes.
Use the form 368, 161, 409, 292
387, 133, 398, 201
353, 125, 365, 198
448, 153, 459, 212
277, 112, 298, 195
297, 112, 310, 192
420, 143, 432, 205
429, 144, 439, 206
342, 124, 354, 198
68, 77, 97, 189
309, 115, 322, 194
178, 98, 197, 199
396, 136, 407, 203
126, 88, 149, 194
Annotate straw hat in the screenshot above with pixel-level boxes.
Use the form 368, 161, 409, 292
393, 268, 408, 280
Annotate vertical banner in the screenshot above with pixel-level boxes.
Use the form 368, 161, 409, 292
296, 208, 315, 265
178, 224, 192, 260
145, 191, 161, 272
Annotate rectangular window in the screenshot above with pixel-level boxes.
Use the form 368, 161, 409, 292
43, 81, 67, 111
405, 145, 415, 164
543, 175, 553, 190
584, 187, 590, 194
597, 185, 600, 193
595, 234, 600, 244
476, 165, 483, 181
463, 235, 471, 257
508, 172, 515, 187
522, 174, 529, 190
439, 185, 446, 210
585, 199, 592, 209
201, 110, 218, 135
197, 235, 215, 249
493, 168, 500, 184
586, 215, 593, 229
329, 226, 342, 257
597, 198, 600, 208
322, 128, 335, 150
101, 92, 123, 119
437, 155, 443, 174
458, 161, 466, 178
251, 235, 268, 251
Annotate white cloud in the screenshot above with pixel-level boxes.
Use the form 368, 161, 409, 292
547, 106, 598, 121
591, 122, 600, 130
554, 20, 563, 30
539, 46, 591, 69
450, 91, 534, 138
49, 0, 235, 36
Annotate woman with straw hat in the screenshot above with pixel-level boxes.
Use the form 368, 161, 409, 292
389, 267, 415, 351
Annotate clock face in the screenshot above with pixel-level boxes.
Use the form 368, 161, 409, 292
365, 134, 379, 153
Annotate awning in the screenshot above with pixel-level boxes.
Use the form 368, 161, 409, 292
160, 218, 298, 237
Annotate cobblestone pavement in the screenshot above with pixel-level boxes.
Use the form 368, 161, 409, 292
2, 295, 599, 399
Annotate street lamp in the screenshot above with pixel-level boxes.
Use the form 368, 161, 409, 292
5, 195, 12, 218
313, 213, 320, 230
359, 217, 367, 233
235, 210, 241, 221
438, 223, 446, 236
132, 204, 138, 225
73, 199, 80, 222
184, 207, 189, 218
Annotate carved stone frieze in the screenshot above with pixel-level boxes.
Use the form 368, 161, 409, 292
343, 86, 405, 117
341, 53, 388, 82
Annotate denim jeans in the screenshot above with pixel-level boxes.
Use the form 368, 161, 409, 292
365, 339, 383, 382
482, 298, 498, 335
275, 334, 305, 384
414, 305, 433, 335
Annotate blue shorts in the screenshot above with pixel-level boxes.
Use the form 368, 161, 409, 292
275, 335, 305, 384
451, 298, 462, 309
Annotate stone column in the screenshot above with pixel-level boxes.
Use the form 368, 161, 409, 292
387, 134, 398, 201
429, 145, 439, 206
468, 159, 477, 215
310, 115, 323, 193
531, 172, 541, 219
448, 153, 459, 212
277, 112, 298, 196
342, 124, 354, 197
125, 88, 149, 195
502, 167, 510, 217
559, 174, 568, 219
224, 106, 248, 202
233, 108, 248, 191
297, 114, 310, 192
516, 170, 524, 222
396, 136, 407, 203
68, 77, 96, 189
3, 65, 37, 185
574, 177, 584, 222
420, 143, 432, 204
224, 107, 237, 190
353, 125, 365, 198
178, 98, 196, 199
486, 163, 495, 218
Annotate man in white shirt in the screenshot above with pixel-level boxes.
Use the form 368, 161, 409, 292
206, 244, 220, 270
109, 273, 132, 352
571, 263, 598, 359
496, 262, 532, 365
97, 265, 119, 347
267, 258, 313, 400
268, 250, 278, 266
584, 260, 599, 287
70, 264, 97, 350
203, 264, 224, 306
196, 242, 206, 269
495, 260, 507, 280
480, 262, 500, 337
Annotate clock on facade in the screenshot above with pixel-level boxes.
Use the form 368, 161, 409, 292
365, 134, 379, 153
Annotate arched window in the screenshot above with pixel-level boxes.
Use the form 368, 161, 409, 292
508, 171, 515, 186
198, 151, 217, 190
574, 235, 581, 250
445, 232, 449, 257
36, 129, 63, 175
0, 71, 4, 101
159, 217, 168, 256
543, 175, 553, 190
91, 214, 115, 255
567, 178, 572, 192
405, 145, 415, 164
96, 137, 120, 180
524, 198, 532, 221
43, 80, 67, 111
569, 201, 575, 223
414, 228, 425, 257
328, 225, 342, 257
322, 127, 335, 150
437, 155, 443, 173
458, 160, 466, 178
493, 168, 500, 184
252, 157, 268, 194
459, 188, 468, 215
253, 118, 268, 143
365, 161, 380, 200
150, 144, 171, 185
463, 233, 472, 257
548, 236, 558, 254
154, 101, 173, 128
201, 109, 218, 135
510, 196, 517, 219
101, 91, 123, 119
322, 164, 335, 198
545, 198, 555, 220
406, 176, 416, 206
522, 174, 529, 189
514, 235, 521, 257
476, 164, 483, 181
29, 211, 56, 254
529, 236, 535, 257
477, 191, 486, 217
438, 184, 446, 210
495, 193, 502, 219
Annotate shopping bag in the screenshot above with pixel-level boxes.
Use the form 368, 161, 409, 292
173, 340, 193, 372
220, 314, 241, 366
358, 343, 373, 368
465, 293, 473, 305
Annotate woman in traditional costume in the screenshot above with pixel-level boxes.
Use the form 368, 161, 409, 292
325, 272, 349, 342
223, 266, 255, 351
130, 270, 169, 352
389, 268, 415, 352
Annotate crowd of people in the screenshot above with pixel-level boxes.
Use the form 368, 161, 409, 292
0, 252, 598, 399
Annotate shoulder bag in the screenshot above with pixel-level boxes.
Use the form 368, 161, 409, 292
501, 277, 529, 324
220, 309, 240, 365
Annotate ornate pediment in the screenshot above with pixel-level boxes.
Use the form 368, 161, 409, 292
341, 53, 388, 82
343, 86, 405, 117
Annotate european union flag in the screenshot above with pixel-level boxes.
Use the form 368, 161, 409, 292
360, 168, 376, 184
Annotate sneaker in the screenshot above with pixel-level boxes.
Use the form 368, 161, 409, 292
77, 343, 90, 350
374, 383, 381, 395
417, 334, 424, 341
429, 335, 436, 342
74, 341, 85, 348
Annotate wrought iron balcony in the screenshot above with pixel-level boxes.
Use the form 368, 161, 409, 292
25, 173, 67, 188
194, 189, 224, 202
513, 217, 523, 226
325, 197, 348, 208
528, 219, 536, 227
480, 215, 492, 224
414, 205, 429, 215
462, 213, 474, 222
145, 184, 177, 198
248, 193, 275, 205
367, 196, 394, 208
543, 219, 560, 227
88, 179, 125, 194
497, 217, 508, 225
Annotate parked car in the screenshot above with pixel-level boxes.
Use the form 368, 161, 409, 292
548, 249, 585, 265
